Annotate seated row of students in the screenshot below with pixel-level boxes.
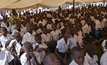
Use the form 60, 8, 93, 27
0, 25, 107, 65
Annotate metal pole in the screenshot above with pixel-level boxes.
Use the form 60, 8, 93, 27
103, 0, 105, 6
73, 0, 75, 17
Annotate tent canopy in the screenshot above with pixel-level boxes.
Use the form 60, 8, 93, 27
0, 0, 106, 10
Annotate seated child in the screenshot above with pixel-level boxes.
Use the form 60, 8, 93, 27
43, 53, 61, 65
0, 27, 11, 48
0, 48, 14, 65
100, 40, 107, 65
20, 42, 40, 65
85, 44, 98, 65
33, 34, 48, 64
69, 46, 89, 65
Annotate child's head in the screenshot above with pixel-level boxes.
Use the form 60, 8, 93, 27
43, 53, 60, 65
85, 44, 97, 57
34, 34, 42, 44
23, 42, 33, 53
13, 32, 22, 42
52, 24, 57, 31
0, 27, 8, 36
26, 23, 33, 33
42, 27, 47, 34
15, 23, 21, 31
71, 46, 84, 65
61, 28, 71, 38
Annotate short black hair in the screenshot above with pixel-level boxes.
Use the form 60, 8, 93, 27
61, 28, 69, 35
71, 46, 84, 56
23, 42, 33, 50
85, 44, 96, 54
34, 34, 41, 39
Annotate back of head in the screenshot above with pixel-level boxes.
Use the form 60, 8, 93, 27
85, 44, 97, 55
71, 46, 84, 56
43, 53, 60, 65
23, 42, 33, 52
34, 33, 41, 39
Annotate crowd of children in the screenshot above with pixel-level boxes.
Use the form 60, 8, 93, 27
0, 4, 107, 65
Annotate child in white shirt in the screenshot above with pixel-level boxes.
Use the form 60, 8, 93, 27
33, 34, 48, 64
85, 44, 98, 65
100, 41, 107, 65
0, 48, 14, 65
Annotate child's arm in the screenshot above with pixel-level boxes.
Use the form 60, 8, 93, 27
29, 52, 40, 65
55, 48, 64, 61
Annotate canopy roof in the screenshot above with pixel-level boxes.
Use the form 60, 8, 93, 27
0, 0, 106, 10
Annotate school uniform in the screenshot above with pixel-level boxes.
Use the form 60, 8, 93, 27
22, 32, 35, 44
82, 23, 89, 37
47, 24, 52, 30
100, 51, 107, 65
11, 28, 24, 36
9, 39, 22, 56
0, 34, 11, 48
101, 40, 107, 52
41, 33, 52, 43
69, 35, 78, 49
20, 52, 40, 65
77, 30, 83, 46
102, 18, 107, 28
50, 30, 61, 41
56, 37, 70, 58
69, 58, 89, 65
0, 49, 14, 65
33, 42, 47, 63
85, 53, 98, 65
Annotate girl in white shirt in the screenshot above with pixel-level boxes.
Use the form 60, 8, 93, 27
55, 28, 71, 65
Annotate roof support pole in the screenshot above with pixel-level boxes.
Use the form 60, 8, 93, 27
73, 0, 75, 17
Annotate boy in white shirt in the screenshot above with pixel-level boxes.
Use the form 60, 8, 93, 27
0, 48, 14, 65
20, 42, 40, 65
85, 44, 98, 65
69, 46, 89, 65
41, 27, 52, 44
33, 34, 48, 64
0, 27, 11, 48
22, 23, 35, 44
50, 24, 61, 41
100, 41, 107, 65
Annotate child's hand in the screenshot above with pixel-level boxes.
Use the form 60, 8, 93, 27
63, 59, 67, 65
28, 52, 36, 58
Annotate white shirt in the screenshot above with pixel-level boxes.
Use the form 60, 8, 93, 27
100, 51, 107, 65
69, 36, 78, 49
22, 32, 35, 44
47, 24, 52, 30
85, 53, 98, 65
33, 42, 47, 63
56, 38, 70, 53
41, 33, 52, 43
82, 23, 89, 37
11, 28, 24, 36
101, 40, 107, 52
9, 39, 22, 55
94, 19, 102, 30
20, 52, 40, 65
0, 34, 11, 48
0, 49, 14, 65
102, 18, 107, 28
50, 30, 61, 41
69, 58, 89, 65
